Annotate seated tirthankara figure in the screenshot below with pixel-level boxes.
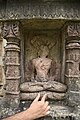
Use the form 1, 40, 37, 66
20, 46, 67, 100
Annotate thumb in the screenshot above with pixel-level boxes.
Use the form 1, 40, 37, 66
33, 93, 40, 102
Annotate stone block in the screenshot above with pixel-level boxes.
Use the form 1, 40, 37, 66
0, 66, 3, 83
6, 80, 19, 93
5, 94, 20, 109
68, 91, 80, 106
6, 51, 19, 57
5, 57, 19, 64
67, 78, 80, 91
0, 86, 5, 97
0, 42, 2, 56
6, 66, 20, 78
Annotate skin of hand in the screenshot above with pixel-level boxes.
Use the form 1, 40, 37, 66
26, 93, 50, 120
2, 94, 50, 120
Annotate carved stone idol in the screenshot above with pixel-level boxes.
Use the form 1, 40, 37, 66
32, 45, 52, 82
20, 45, 67, 100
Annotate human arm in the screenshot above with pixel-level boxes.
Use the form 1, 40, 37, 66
2, 94, 50, 120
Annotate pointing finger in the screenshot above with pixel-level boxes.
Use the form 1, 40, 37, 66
41, 94, 47, 102
33, 93, 40, 102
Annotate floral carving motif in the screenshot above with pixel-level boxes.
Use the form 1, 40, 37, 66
67, 23, 80, 37
1, 22, 20, 39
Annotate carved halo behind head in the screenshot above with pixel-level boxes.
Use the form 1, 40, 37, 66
38, 45, 49, 57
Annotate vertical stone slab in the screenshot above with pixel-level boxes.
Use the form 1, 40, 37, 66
0, 38, 3, 83
1, 22, 21, 109
64, 22, 80, 114
0, 33, 5, 97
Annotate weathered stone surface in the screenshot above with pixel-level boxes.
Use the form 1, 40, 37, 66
20, 81, 67, 92
1, 22, 21, 111
6, 51, 19, 57
24, 32, 61, 82
6, 80, 19, 93
0, 96, 20, 119
0, 1, 80, 20
64, 22, 80, 118
2, 22, 20, 39
0, 42, 2, 56
0, 10, 80, 120
5, 57, 19, 64
6, 66, 20, 78
20, 100, 76, 120
0, 87, 5, 97
66, 78, 80, 91
0, 66, 3, 83
20, 92, 66, 100
68, 91, 80, 106
0, 36, 4, 97
22, 33, 67, 101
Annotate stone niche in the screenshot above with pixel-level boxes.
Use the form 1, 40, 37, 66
19, 25, 69, 119
20, 30, 66, 100
2, 20, 80, 120
24, 31, 61, 82
20, 21, 80, 120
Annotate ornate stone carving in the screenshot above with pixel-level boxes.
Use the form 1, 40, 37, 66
20, 92, 66, 101
67, 23, 80, 37
32, 45, 53, 81
65, 42, 80, 77
25, 35, 59, 81
65, 23, 80, 77
0, 1, 80, 20
2, 22, 20, 39
21, 37, 67, 100
1, 22, 21, 108
65, 23, 80, 113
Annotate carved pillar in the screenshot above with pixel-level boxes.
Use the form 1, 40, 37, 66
65, 23, 80, 112
2, 22, 21, 108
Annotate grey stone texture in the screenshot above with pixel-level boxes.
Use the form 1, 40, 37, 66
0, 1, 80, 120
0, 0, 80, 20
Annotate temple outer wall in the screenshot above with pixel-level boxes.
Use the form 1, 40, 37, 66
0, 1, 80, 119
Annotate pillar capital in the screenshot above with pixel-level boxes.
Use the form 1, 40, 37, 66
63, 22, 80, 45
1, 21, 20, 40
64, 22, 80, 38
67, 23, 80, 37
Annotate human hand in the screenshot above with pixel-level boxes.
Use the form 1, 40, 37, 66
27, 93, 50, 120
